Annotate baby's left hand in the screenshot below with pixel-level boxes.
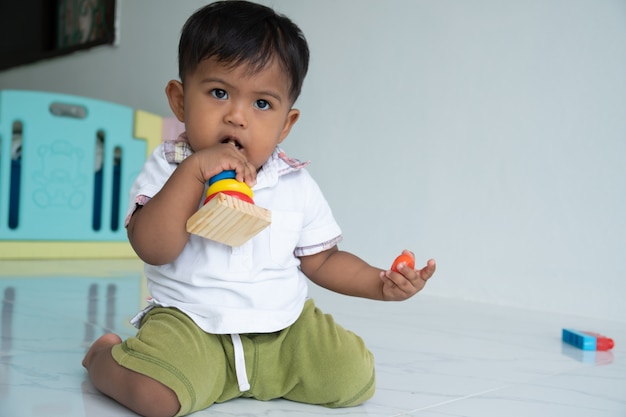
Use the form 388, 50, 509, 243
379, 250, 436, 301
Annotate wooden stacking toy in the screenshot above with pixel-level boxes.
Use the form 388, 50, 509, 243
186, 170, 271, 246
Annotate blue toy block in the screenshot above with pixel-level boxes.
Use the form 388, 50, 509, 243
562, 328, 597, 350
562, 328, 614, 351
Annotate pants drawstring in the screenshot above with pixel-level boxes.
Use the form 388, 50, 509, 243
230, 334, 251, 392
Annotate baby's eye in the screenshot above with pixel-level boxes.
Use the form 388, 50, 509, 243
254, 99, 271, 110
211, 89, 228, 100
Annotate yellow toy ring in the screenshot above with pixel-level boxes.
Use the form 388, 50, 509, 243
206, 179, 254, 199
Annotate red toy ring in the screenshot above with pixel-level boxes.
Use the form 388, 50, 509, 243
204, 190, 255, 205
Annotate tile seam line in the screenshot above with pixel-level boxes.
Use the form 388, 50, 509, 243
389, 385, 512, 416
388, 361, 603, 417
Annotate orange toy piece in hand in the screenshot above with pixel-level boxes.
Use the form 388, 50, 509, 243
391, 252, 415, 273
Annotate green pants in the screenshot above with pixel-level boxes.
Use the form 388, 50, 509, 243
111, 299, 376, 416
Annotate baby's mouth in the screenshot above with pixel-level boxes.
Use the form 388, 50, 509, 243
221, 137, 243, 150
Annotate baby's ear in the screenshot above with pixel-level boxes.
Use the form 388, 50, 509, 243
165, 80, 185, 122
278, 108, 300, 143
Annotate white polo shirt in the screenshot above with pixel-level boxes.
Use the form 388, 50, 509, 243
126, 140, 342, 335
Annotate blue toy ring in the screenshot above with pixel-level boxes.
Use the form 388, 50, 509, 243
208, 170, 237, 185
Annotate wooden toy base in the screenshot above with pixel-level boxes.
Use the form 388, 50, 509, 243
186, 193, 271, 247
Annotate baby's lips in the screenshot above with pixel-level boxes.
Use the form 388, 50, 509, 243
221, 137, 244, 150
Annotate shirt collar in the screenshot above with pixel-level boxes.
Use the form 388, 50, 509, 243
163, 132, 309, 188
163, 132, 193, 163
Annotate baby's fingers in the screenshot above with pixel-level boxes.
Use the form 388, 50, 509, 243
416, 259, 436, 282
380, 270, 419, 300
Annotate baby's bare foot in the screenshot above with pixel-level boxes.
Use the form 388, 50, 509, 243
82, 333, 122, 368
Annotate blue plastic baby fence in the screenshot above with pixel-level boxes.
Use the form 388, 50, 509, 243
0, 90, 146, 241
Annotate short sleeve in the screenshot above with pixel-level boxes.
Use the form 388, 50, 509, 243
124, 144, 176, 227
294, 170, 342, 255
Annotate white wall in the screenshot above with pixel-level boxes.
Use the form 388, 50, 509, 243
1, 0, 625, 322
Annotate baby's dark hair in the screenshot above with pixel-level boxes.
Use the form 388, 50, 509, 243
178, 0, 310, 103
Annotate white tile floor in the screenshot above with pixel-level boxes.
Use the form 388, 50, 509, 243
1, 259, 624, 417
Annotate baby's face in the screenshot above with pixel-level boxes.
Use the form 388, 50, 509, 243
180, 57, 299, 170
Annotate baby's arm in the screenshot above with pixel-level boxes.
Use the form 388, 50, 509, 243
127, 143, 256, 265
299, 247, 435, 301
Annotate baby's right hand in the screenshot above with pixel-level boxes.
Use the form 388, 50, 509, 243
190, 143, 257, 187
